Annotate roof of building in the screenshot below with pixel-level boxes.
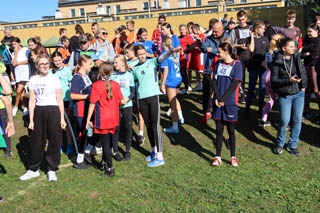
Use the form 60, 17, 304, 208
58, 0, 136, 7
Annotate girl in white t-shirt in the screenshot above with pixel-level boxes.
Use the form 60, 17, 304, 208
19, 54, 66, 182
11, 37, 30, 116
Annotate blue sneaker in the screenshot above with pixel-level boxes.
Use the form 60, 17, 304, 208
163, 127, 179, 134
145, 151, 157, 162
147, 158, 165, 167
179, 118, 184, 124
66, 144, 74, 155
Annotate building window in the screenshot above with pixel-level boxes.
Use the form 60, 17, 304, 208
70, 9, 75, 18
106, 6, 111, 15
240, 0, 246, 3
79, 8, 85, 17
115, 5, 120, 14
153, 0, 159, 8
196, 0, 201, 6
143, 2, 149, 10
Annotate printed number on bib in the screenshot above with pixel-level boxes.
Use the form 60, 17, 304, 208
239, 29, 250, 39
216, 63, 233, 79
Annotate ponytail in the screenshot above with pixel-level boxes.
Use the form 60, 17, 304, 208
73, 64, 81, 75
162, 36, 178, 65
231, 53, 239, 60
99, 62, 114, 100
105, 76, 113, 100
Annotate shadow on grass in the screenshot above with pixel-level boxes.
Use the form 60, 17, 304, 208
0, 163, 7, 174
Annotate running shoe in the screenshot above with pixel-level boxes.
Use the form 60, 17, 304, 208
47, 171, 57, 182
84, 152, 93, 164
125, 151, 131, 161
201, 112, 212, 124
138, 135, 145, 146
0, 196, 3, 202
286, 146, 300, 156
147, 158, 165, 167
4, 149, 12, 158
187, 86, 192, 93
230, 157, 239, 167
166, 108, 172, 117
19, 170, 40, 181
211, 157, 221, 166
145, 151, 157, 162
179, 118, 185, 124
273, 145, 283, 155
163, 127, 179, 134
104, 168, 115, 177
23, 108, 29, 116
114, 153, 124, 162
259, 120, 271, 127
91, 146, 103, 155
73, 161, 90, 169
12, 106, 18, 117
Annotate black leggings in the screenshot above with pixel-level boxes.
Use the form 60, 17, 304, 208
180, 68, 189, 90
215, 120, 236, 157
139, 96, 163, 152
113, 107, 133, 152
101, 133, 113, 169
202, 74, 212, 113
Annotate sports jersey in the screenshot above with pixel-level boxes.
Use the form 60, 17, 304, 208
29, 74, 62, 106
49, 66, 73, 102
90, 80, 123, 134
179, 34, 194, 69
160, 50, 182, 88
213, 60, 243, 106
189, 33, 206, 71
56, 46, 71, 65
110, 70, 134, 108
127, 31, 137, 43
133, 58, 161, 99
127, 59, 139, 68
134, 40, 157, 56
70, 73, 92, 117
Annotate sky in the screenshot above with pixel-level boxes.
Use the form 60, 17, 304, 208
0, 0, 58, 23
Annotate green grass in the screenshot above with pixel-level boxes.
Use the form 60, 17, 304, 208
1, 89, 320, 212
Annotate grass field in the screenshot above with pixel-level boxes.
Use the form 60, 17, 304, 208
0, 89, 320, 212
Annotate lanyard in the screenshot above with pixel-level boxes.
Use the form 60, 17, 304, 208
283, 56, 293, 78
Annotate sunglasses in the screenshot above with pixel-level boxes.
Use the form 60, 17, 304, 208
102, 32, 107, 35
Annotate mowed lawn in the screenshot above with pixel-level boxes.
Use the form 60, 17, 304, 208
0, 89, 320, 212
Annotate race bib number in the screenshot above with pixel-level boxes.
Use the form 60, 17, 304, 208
81, 75, 92, 90
216, 63, 233, 79
119, 78, 130, 89
239, 29, 250, 39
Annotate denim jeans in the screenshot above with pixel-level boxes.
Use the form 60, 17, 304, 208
246, 69, 267, 108
277, 90, 305, 149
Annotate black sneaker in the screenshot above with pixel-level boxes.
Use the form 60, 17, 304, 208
4, 149, 12, 158
273, 145, 283, 154
114, 153, 124, 162
0, 196, 3, 202
286, 147, 300, 156
84, 152, 93, 164
239, 94, 246, 104
259, 120, 271, 127
138, 135, 145, 146
104, 167, 115, 177
73, 161, 90, 169
125, 151, 131, 161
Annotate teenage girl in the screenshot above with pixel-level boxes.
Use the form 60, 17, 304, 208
50, 51, 74, 153
70, 54, 93, 169
211, 42, 243, 167
20, 54, 66, 182
161, 37, 183, 133
124, 44, 146, 146
133, 44, 181, 167
86, 62, 124, 176
111, 54, 135, 161
135, 28, 157, 58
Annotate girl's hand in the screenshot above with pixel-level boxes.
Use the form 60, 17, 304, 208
218, 101, 225, 107
5, 122, 15, 137
28, 121, 34, 130
207, 47, 212, 52
215, 99, 220, 108
289, 75, 301, 83
61, 119, 66, 129
121, 97, 129, 105
161, 84, 166, 93
85, 120, 93, 130
171, 47, 182, 53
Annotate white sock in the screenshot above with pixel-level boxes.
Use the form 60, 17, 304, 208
178, 111, 183, 119
13, 106, 18, 110
231, 156, 236, 159
77, 153, 84, 164
152, 146, 158, 153
157, 152, 163, 160
85, 144, 94, 153
172, 122, 178, 130
139, 130, 144, 136
215, 156, 221, 161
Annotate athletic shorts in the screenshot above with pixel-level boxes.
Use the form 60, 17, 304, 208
17, 81, 28, 86
212, 105, 238, 122
166, 83, 181, 89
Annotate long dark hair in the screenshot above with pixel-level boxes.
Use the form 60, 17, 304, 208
51, 51, 63, 73
137, 28, 148, 40
161, 22, 174, 35
219, 42, 239, 60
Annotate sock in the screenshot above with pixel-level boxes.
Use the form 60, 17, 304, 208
85, 144, 94, 154
231, 156, 236, 159
139, 130, 144, 136
172, 122, 178, 130
77, 153, 84, 163
152, 146, 158, 153
178, 111, 183, 119
157, 152, 163, 160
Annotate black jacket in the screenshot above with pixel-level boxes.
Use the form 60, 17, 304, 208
271, 52, 307, 96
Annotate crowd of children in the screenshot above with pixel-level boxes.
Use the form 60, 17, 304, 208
0, 10, 319, 182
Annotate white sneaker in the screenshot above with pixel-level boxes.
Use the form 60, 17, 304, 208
19, 170, 40, 181
47, 171, 57, 182
12, 106, 18, 117
166, 108, 172, 117
23, 108, 29, 116
91, 146, 102, 155
187, 86, 192, 92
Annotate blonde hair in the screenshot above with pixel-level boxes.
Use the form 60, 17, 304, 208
269, 34, 284, 53
99, 62, 114, 100
162, 36, 177, 64
221, 37, 234, 48
114, 54, 129, 71
73, 54, 92, 75
35, 54, 50, 75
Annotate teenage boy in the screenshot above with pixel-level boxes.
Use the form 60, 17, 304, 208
56, 36, 71, 65
90, 22, 100, 45
232, 10, 252, 104
126, 20, 137, 43
272, 10, 301, 42
112, 25, 127, 54
246, 20, 269, 119
58, 28, 67, 46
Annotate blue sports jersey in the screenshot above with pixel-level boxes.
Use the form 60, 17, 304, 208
135, 40, 157, 56
213, 60, 243, 106
160, 50, 182, 88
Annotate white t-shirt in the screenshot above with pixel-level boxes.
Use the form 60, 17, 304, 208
29, 74, 62, 106
12, 47, 30, 82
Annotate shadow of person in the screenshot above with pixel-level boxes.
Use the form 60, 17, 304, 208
16, 135, 30, 170
300, 122, 320, 148
0, 163, 7, 174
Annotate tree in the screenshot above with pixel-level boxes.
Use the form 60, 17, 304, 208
285, 0, 320, 16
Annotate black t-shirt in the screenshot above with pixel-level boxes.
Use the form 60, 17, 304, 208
248, 36, 269, 70
69, 35, 80, 53
234, 25, 252, 61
